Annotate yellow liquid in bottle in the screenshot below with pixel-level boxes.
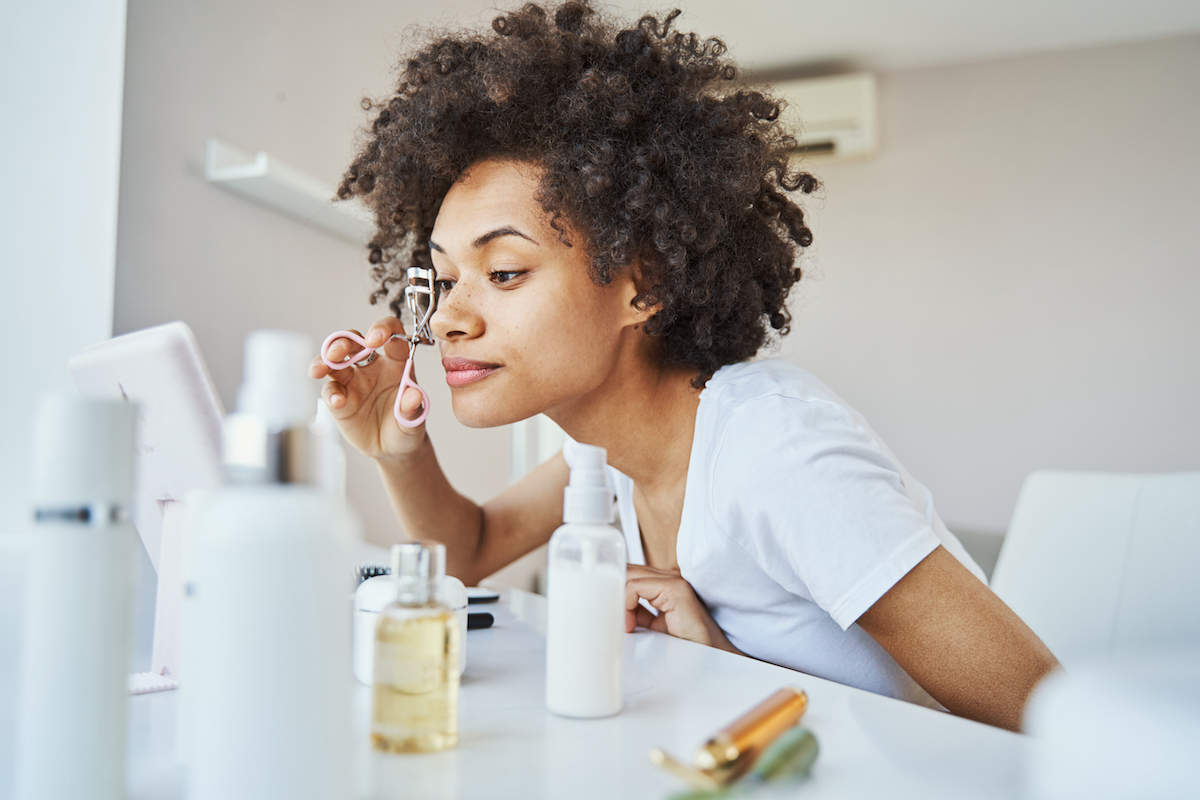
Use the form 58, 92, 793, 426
371, 605, 460, 753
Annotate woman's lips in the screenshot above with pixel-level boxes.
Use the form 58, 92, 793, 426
442, 356, 501, 387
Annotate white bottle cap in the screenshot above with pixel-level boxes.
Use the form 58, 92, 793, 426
563, 443, 613, 524
235, 330, 315, 429
32, 394, 136, 508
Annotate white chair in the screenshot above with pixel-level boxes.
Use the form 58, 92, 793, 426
990, 470, 1200, 670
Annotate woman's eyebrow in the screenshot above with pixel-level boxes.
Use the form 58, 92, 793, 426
473, 225, 539, 248
428, 225, 539, 255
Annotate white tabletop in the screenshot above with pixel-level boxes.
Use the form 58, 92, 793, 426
126, 586, 1028, 800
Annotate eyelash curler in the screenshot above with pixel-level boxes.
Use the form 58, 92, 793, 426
320, 266, 441, 428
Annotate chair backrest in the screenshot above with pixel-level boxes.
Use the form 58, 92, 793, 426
991, 471, 1200, 670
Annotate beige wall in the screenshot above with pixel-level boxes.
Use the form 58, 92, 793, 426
114, 0, 1199, 560
784, 33, 1200, 533
114, 0, 513, 552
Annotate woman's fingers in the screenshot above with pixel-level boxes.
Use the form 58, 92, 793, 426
626, 574, 696, 640
365, 317, 409, 349
635, 603, 666, 633
315, 318, 414, 378
324, 318, 409, 368
324, 329, 369, 366
626, 563, 672, 580
626, 604, 661, 634
626, 575, 674, 612
321, 378, 351, 413
397, 384, 426, 421
624, 568, 734, 651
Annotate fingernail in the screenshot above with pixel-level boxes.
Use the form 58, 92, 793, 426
329, 394, 343, 406
367, 330, 383, 344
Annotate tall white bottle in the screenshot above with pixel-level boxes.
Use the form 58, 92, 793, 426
15, 395, 137, 800
544, 444, 627, 718
184, 330, 354, 800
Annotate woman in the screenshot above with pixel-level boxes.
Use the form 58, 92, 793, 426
311, 1, 1059, 731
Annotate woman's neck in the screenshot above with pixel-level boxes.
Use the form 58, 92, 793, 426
547, 348, 702, 496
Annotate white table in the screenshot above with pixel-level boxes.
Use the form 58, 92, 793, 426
126, 586, 1028, 800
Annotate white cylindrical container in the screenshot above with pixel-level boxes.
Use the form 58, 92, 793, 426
15, 395, 137, 800
545, 443, 627, 718
184, 330, 354, 800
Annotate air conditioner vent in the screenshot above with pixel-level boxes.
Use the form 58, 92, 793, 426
771, 72, 878, 162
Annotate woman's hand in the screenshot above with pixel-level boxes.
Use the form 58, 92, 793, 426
308, 317, 429, 461
625, 564, 741, 654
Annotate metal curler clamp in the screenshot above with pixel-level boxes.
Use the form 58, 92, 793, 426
404, 266, 439, 346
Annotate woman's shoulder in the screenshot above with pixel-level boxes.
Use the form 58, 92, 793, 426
702, 358, 856, 422
696, 358, 892, 483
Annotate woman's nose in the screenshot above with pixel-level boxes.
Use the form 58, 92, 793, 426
431, 283, 484, 342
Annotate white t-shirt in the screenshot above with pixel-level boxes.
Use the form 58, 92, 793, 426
568, 358, 984, 704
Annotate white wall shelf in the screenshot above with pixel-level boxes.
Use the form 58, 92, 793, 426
204, 138, 373, 246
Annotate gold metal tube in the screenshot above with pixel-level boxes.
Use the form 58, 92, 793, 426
692, 686, 808, 783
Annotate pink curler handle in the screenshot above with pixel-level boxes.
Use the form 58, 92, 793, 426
320, 329, 429, 428
320, 330, 375, 370
393, 355, 430, 428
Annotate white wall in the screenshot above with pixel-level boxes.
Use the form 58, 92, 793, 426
784, 33, 1200, 534
0, 1, 129, 794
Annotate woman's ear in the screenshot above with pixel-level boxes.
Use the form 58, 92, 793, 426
622, 259, 662, 326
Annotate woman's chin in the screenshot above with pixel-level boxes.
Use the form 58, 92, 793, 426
449, 395, 533, 429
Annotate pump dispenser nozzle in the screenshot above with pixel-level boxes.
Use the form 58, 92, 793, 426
562, 444, 613, 524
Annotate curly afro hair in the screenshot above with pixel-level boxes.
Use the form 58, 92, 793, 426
337, 1, 819, 385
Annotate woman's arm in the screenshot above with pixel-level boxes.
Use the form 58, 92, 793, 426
856, 545, 1061, 732
375, 445, 567, 586
625, 546, 1060, 732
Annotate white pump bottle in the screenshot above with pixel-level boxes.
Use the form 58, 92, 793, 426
544, 443, 627, 718
183, 330, 354, 800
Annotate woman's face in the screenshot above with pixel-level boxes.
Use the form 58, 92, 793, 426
428, 159, 641, 428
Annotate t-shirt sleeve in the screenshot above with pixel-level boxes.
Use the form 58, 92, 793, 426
709, 394, 941, 630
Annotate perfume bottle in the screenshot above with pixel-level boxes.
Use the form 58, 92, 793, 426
371, 542, 461, 753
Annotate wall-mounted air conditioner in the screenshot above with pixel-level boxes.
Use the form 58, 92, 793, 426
771, 72, 878, 162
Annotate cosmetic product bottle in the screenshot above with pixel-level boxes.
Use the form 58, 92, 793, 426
545, 444, 627, 718
371, 541, 461, 752
355, 571, 467, 686
14, 395, 137, 800
310, 399, 348, 504
184, 330, 354, 800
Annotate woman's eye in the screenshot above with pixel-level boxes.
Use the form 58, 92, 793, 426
489, 270, 524, 285
435, 278, 456, 294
